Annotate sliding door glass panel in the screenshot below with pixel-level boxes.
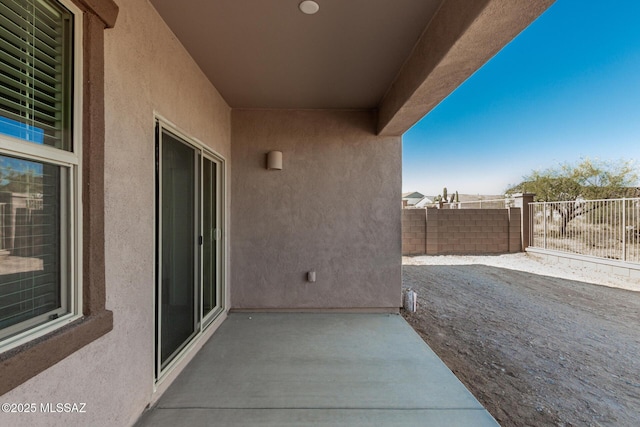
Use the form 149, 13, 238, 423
202, 158, 217, 318
160, 131, 198, 367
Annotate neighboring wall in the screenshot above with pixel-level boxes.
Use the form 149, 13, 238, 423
402, 209, 426, 255
232, 110, 401, 310
1, 0, 231, 426
402, 208, 521, 255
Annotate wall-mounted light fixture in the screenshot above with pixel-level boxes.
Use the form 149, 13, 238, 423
299, 1, 319, 15
267, 151, 283, 170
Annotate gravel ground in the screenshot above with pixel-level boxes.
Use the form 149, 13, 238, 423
401, 253, 640, 427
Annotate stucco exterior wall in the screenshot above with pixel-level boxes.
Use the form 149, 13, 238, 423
1, 0, 231, 426
231, 110, 401, 311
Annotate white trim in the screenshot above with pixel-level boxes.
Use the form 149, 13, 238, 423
0, 313, 81, 351
155, 123, 163, 377
153, 113, 228, 162
70, 0, 84, 159
201, 154, 225, 327
0, 136, 79, 166
70, 0, 84, 321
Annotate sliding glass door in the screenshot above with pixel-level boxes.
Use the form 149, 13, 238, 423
156, 121, 224, 377
158, 131, 198, 367
202, 157, 220, 319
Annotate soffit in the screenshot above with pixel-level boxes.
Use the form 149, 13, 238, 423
149, 0, 444, 110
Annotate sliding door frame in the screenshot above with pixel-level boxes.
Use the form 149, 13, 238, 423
201, 151, 225, 326
154, 115, 226, 382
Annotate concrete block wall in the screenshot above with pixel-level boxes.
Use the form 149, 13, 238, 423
402, 207, 523, 255
401, 209, 426, 255
508, 207, 522, 253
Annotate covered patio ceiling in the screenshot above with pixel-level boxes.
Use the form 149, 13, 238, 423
149, 0, 554, 135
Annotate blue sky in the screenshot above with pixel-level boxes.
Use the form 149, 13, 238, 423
402, 0, 640, 196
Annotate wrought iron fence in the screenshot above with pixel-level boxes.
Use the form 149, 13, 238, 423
0, 202, 5, 250
529, 198, 640, 264
443, 197, 515, 209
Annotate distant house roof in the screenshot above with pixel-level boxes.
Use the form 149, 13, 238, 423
402, 192, 427, 207
414, 197, 434, 208
402, 191, 425, 200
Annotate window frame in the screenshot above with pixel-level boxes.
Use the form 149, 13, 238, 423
0, 0, 84, 350
0, 0, 118, 396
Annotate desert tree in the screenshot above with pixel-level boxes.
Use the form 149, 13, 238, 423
506, 158, 638, 235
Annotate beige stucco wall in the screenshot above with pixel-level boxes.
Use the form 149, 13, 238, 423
1, 0, 231, 426
231, 110, 402, 310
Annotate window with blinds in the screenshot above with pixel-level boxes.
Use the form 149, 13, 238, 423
0, 0, 79, 349
0, 0, 73, 150
0, 154, 66, 338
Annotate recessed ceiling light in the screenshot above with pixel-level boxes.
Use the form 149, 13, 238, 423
299, 1, 319, 15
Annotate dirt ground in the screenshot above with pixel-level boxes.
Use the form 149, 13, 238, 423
401, 254, 640, 427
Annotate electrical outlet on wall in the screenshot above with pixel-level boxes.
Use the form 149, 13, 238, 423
307, 271, 316, 282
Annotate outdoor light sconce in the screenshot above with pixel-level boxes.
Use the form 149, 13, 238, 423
299, 1, 320, 15
267, 151, 283, 170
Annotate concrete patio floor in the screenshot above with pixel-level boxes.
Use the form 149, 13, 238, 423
136, 313, 498, 426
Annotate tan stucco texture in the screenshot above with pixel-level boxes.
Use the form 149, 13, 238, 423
1, 0, 231, 425
231, 110, 402, 310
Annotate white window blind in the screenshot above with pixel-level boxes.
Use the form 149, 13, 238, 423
0, 0, 73, 150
